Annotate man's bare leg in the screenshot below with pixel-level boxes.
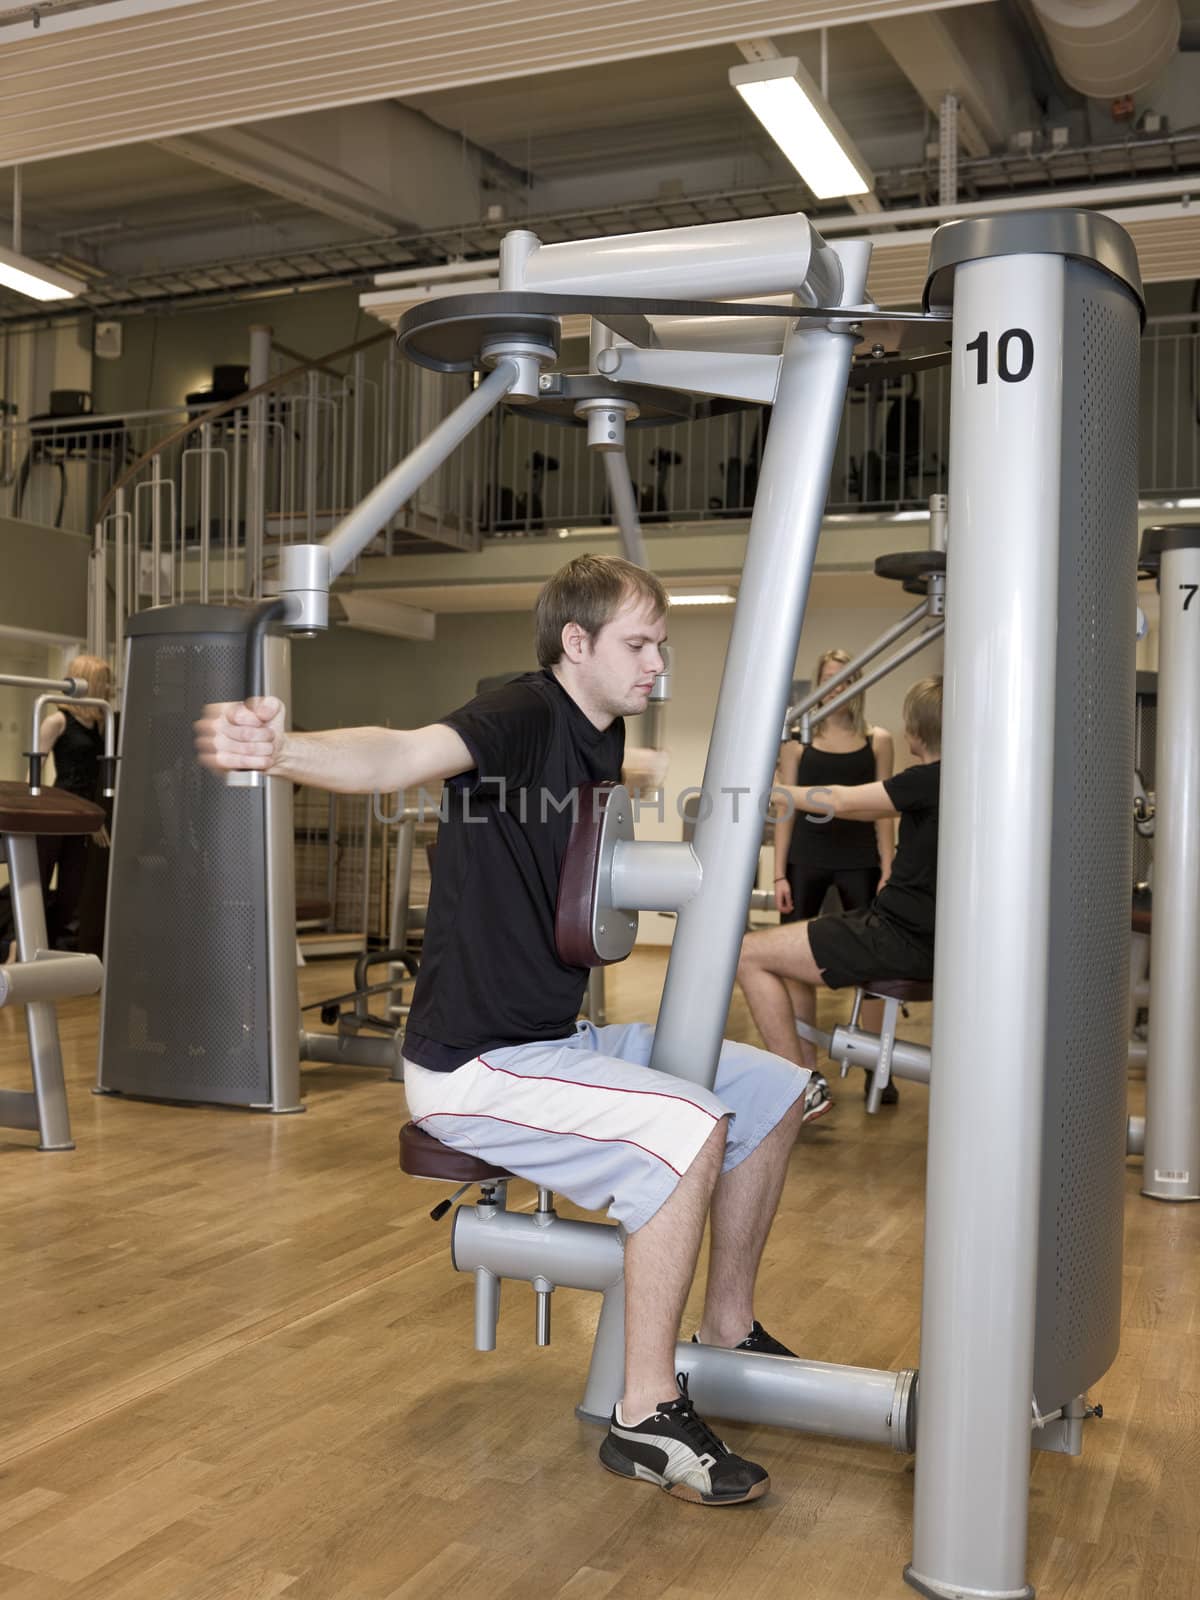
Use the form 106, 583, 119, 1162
699, 1095, 806, 1346
620, 1116, 728, 1420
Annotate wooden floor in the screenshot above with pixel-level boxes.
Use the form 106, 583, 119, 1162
0, 951, 1194, 1600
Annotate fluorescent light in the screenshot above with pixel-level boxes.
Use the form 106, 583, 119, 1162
730, 56, 871, 200
668, 589, 736, 607
0, 244, 85, 302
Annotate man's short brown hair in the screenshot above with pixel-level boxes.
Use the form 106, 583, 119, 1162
534, 555, 669, 668
903, 676, 943, 755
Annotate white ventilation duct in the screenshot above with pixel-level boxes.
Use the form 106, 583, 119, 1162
1030, 0, 1180, 97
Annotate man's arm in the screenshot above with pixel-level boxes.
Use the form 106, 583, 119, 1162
784, 779, 898, 822
195, 696, 474, 794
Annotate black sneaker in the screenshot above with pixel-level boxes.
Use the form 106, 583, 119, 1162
863, 1076, 900, 1105
599, 1375, 770, 1505
690, 1321, 797, 1358
734, 1320, 797, 1357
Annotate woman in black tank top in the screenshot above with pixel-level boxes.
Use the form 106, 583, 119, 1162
37, 653, 112, 952
775, 649, 895, 921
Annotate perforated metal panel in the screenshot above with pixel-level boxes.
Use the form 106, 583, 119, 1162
98, 606, 271, 1106
1033, 265, 1139, 1406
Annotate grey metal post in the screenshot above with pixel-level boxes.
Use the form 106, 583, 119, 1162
87, 534, 106, 660
198, 420, 213, 604
263, 633, 302, 1113
245, 324, 272, 600
928, 492, 948, 552
150, 458, 164, 607
907, 215, 1143, 1600
1141, 527, 1200, 1199
5, 834, 74, 1150
318, 360, 521, 583
650, 240, 870, 1086
113, 487, 127, 682
586, 968, 608, 1028
602, 450, 648, 567
304, 369, 320, 542
909, 242, 1065, 1600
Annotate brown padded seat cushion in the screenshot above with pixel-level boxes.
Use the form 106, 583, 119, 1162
555, 781, 617, 969
862, 976, 934, 1004
399, 1120, 513, 1183
0, 781, 104, 837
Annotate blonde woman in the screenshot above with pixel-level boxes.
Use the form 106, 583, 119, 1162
37, 653, 111, 950
772, 649, 895, 1121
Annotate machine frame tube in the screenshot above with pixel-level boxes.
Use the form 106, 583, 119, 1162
649, 240, 871, 1087
907, 251, 1066, 1600
1141, 532, 1200, 1198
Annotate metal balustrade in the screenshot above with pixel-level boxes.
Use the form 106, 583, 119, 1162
2, 322, 1197, 652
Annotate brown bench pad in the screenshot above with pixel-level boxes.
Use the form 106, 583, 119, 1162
0, 781, 104, 837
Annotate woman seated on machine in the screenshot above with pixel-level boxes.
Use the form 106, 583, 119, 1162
737, 676, 942, 1114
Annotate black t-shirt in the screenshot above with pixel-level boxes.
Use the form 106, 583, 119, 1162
875, 760, 941, 940
402, 670, 625, 1071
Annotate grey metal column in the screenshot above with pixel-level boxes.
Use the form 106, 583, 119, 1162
263, 633, 302, 1113
5, 834, 73, 1150
907, 214, 1143, 1600
650, 239, 869, 1087
1141, 526, 1200, 1199
245, 324, 272, 599
602, 450, 648, 567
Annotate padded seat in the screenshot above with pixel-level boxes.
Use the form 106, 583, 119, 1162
0, 781, 103, 836
861, 976, 934, 1004
399, 1120, 513, 1184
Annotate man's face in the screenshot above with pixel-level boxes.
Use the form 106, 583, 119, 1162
578, 593, 668, 719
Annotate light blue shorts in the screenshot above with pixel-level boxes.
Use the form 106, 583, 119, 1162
403, 1021, 809, 1233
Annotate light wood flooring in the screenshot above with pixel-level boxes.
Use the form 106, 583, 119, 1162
0, 951, 1194, 1600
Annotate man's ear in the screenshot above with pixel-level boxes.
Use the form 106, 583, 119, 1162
560, 621, 588, 662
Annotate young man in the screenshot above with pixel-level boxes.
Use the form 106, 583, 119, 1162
738, 677, 942, 1106
197, 555, 809, 1507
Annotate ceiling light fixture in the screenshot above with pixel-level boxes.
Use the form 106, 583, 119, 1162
667, 589, 736, 607
1, 166, 85, 302
729, 55, 872, 200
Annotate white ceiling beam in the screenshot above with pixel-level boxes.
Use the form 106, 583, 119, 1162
158, 103, 490, 235
871, 14, 1009, 158
157, 127, 404, 234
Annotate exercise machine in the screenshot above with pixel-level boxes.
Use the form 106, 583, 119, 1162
264, 208, 1140, 1599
